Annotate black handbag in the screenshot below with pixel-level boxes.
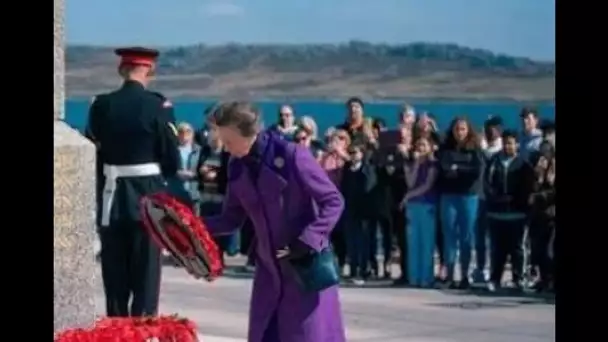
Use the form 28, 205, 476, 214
288, 247, 340, 293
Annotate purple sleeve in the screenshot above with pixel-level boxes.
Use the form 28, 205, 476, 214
293, 146, 345, 252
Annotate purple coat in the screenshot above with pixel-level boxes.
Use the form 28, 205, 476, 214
205, 133, 346, 342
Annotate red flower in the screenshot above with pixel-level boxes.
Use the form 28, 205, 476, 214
140, 192, 224, 280
55, 315, 199, 342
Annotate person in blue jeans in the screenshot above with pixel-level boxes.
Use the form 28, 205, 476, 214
399, 136, 439, 288
437, 117, 484, 289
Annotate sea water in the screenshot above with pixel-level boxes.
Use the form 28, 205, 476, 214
65, 99, 555, 134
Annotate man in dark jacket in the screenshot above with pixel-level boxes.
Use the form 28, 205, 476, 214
484, 130, 535, 292
340, 144, 377, 284
86, 47, 179, 317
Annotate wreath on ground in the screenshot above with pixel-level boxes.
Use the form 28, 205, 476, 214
55, 315, 199, 342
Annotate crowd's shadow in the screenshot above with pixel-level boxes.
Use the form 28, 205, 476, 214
221, 265, 256, 280
435, 286, 555, 304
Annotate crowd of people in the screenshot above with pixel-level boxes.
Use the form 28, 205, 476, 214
172, 98, 556, 294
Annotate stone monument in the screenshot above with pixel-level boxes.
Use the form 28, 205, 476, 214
54, 0, 97, 332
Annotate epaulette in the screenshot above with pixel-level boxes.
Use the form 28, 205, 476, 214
151, 92, 173, 108
90, 93, 108, 105
149, 91, 166, 100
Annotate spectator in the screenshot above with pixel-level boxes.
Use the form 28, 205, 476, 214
390, 124, 413, 284
336, 97, 370, 146
413, 112, 441, 149
169, 122, 202, 209
519, 107, 543, 162
480, 116, 504, 159
529, 139, 556, 292
368, 117, 394, 279
297, 116, 325, 159
269, 104, 298, 140
399, 103, 417, 130
541, 120, 556, 150
340, 144, 377, 285
319, 129, 351, 185
195, 103, 219, 146
437, 117, 484, 289
319, 129, 351, 272
484, 130, 535, 292
472, 116, 504, 283
196, 125, 233, 264
400, 136, 439, 288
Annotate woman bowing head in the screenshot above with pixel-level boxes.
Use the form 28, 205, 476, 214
204, 101, 347, 342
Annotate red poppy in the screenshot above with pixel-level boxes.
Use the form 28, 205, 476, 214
140, 192, 223, 280
55, 315, 198, 342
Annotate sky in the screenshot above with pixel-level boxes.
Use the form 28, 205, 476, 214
66, 0, 555, 61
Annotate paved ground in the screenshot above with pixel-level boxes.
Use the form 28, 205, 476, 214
94, 257, 554, 342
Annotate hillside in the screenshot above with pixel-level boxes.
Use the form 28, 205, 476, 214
66, 41, 555, 101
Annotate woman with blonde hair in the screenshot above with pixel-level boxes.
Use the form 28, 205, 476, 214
295, 116, 324, 159
298, 115, 318, 140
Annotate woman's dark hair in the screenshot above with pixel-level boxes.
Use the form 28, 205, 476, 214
442, 116, 479, 150
484, 116, 503, 130
346, 97, 364, 108
207, 101, 260, 137
520, 106, 538, 119
540, 119, 556, 136
501, 129, 518, 141
347, 143, 366, 154
277, 104, 293, 120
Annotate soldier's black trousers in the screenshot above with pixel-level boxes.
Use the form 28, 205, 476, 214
99, 221, 161, 317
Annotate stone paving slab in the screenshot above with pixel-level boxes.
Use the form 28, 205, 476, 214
94, 259, 554, 342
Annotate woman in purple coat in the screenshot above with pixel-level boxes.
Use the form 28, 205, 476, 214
203, 101, 347, 342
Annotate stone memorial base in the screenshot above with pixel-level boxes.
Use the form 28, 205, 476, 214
54, 121, 97, 332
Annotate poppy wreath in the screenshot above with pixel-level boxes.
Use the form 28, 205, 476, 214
54, 315, 198, 342
140, 192, 223, 280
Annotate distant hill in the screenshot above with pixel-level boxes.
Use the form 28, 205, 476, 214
66, 41, 555, 101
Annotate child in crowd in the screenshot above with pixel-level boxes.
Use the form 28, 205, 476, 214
340, 144, 376, 285
484, 130, 535, 292
400, 136, 439, 288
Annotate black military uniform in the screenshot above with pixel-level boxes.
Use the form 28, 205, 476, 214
85, 47, 179, 317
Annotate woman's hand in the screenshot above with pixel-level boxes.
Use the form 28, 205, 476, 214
276, 247, 291, 260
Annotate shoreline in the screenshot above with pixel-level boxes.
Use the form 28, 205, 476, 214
67, 95, 555, 105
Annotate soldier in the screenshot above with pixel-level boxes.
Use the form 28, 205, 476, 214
85, 47, 179, 317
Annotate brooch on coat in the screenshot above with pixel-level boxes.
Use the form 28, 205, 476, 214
274, 157, 285, 169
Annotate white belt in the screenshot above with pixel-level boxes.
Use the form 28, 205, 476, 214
200, 193, 225, 203
101, 163, 162, 226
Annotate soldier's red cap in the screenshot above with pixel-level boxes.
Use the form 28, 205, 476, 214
114, 47, 160, 67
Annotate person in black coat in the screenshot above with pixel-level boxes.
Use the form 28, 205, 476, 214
367, 118, 396, 279
85, 47, 179, 317
340, 144, 377, 283
484, 130, 535, 292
